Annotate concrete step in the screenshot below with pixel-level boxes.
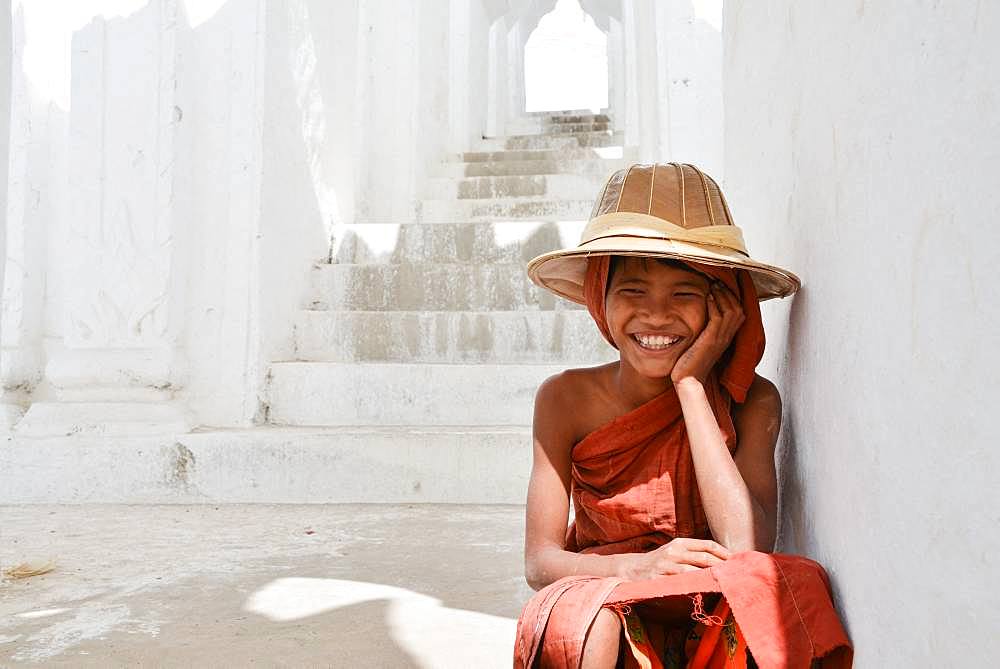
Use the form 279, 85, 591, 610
435, 157, 625, 178
330, 221, 586, 265
0, 427, 532, 503
305, 262, 578, 311
551, 112, 611, 123
294, 310, 614, 364
267, 362, 572, 426
418, 197, 593, 223
496, 121, 612, 136
455, 145, 629, 163
477, 131, 621, 152
423, 173, 603, 200
523, 108, 608, 117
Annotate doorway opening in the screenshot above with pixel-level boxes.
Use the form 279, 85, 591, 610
523, 0, 608, 112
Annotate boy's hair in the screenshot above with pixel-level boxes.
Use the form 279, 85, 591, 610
606, 255, 710, 293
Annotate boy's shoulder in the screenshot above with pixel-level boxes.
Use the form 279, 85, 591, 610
534, 363, 618, 441
733, 373, 782, 424
537, 363, 615, 402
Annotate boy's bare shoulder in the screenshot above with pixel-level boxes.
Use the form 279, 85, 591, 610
536, 363, 615, 404
734, 373, 782, 424
534, 363, 617, 442
746, 373, 781, 406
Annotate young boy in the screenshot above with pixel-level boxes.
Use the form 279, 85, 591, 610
515, 164, 851, 668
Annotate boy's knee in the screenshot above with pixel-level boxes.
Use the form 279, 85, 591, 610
581, 608, 622, 668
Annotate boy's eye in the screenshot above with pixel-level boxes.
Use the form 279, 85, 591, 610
618, 288, 644, 295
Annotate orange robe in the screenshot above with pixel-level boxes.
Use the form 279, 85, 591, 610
513, 258, 852, 668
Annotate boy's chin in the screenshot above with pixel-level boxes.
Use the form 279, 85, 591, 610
625, 358, 677, 380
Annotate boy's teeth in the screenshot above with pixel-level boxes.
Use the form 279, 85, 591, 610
635, 334, 679, 349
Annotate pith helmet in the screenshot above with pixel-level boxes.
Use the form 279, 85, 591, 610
526, 163, 801, 303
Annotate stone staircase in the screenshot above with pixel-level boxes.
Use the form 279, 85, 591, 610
0, 112, 628, 505
262, 111, 626, 502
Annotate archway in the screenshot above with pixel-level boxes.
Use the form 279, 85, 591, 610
523, 0, 608, 112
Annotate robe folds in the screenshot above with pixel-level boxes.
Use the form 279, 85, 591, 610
513, 257, 852, 668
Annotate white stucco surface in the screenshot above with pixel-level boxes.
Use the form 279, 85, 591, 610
1, 3, 11, 352
723, 2, 1000, 665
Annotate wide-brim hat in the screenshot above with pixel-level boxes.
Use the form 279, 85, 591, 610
526, 163, 801, 303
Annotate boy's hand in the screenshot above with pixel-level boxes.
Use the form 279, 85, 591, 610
618, 537, 731, 581
670, 281, 744, 386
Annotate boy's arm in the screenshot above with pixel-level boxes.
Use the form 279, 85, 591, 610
670, 281, 779, 553
523, 374, 624, 589
676, 374, 779, 553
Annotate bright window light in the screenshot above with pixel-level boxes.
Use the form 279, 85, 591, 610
524, 0, 608, 113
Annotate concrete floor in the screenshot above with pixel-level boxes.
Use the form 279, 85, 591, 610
0, 505, 532, 667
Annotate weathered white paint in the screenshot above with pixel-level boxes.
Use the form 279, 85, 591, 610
724, 2, 1000, 666
0, 427, 532, 503
0, 2, 12, 425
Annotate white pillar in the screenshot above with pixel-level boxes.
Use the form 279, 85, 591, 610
16, 0, 191, 435
608, 16, 625, 132
622, 0, 660, 161
653, 0, 723, 175
506, 21, 525, 120
1, 7, 49, 432
448, 0, 472, 151
0, 1, 12, 427
486, 16, 508, 137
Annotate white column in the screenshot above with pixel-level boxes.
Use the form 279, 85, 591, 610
1, 7, 48, 432
506, 21, 525, 119
0, 1, 12, 428
653, 1, 723, 175
621, 0, 659, 160
0, 1, 9, 306
16, 0, 190, 436
608, 17, 625, 133
0, 4, 10, 422
448, 0, 472, 152
486, 16, 508, 138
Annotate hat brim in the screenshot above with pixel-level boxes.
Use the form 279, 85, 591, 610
527, 236, 801, 304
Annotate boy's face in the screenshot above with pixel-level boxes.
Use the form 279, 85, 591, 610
605, 257, 711, 380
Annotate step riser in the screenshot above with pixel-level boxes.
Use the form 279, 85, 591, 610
500, 122, 611, 135
268, 363, 567, 426
424, 174, 603, 201
0, 431, 531, 503
478, 133, 619, 152
330, 221, 586, 265
436, 159, 624, 178
295, 311, 615, 364
523, 109, 609, 119
456, 147, 628, 163
307, 264, 576, 311
418, 198, 593, 223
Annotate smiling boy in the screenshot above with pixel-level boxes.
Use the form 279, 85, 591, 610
514, 164, 852, 668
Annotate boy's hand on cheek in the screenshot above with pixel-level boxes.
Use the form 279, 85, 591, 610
670, 282, 744, 386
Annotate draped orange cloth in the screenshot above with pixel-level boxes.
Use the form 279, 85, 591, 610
513, 257, 852, 668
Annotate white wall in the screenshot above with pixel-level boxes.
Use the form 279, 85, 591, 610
174, 0, 269, 426
653, 0, 722, 177
723, 3, 1000, 666
0, 2, 10, 322
3, 6, 62, 423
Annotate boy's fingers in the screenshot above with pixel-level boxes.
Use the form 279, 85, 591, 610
681, 551, 725, 567
686, 539, 731, 559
